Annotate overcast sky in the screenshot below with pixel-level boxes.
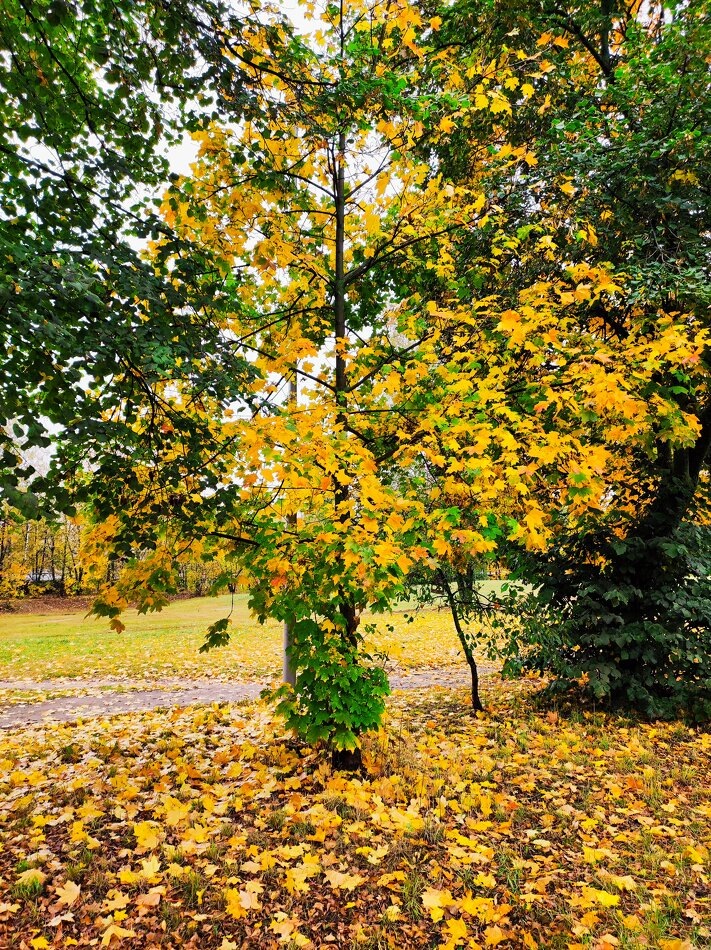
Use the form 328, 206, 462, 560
168, 0, 309, 175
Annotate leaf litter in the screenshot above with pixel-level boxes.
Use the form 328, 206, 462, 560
0, 677, 709, 949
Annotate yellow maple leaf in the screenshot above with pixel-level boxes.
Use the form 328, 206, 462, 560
77, 801, 104, 821
460, 894, 495, 920
684, 845, 707, 863
582, 846, 608, 864
271, 913, 296, 939
101, 925, 136, 946
324, 870, 365, 890
224, 887, 247, 919
422, 886, 454, 922
489, 94, 511, 114
422, 887, 445, 909
485, 924, 507, 946
55, 880, 81, 907
578, 886, 620, 908
139, 856, 162, 882
446, 916, 468, 941
182, 823, 210, 844
104, 892, 129, 912
163, 797, 191, 826
472, 192, 486, 213
376, 871, 405, 888
474, 872, 496, 888
606, 874, 637, 891
132, 820, 161, 852
498, 309, 520, 334
238, 887, 262, 910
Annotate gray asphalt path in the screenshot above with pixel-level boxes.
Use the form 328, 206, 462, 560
0, 666, 490, 728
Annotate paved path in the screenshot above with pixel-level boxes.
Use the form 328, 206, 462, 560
0, 667, 491, 729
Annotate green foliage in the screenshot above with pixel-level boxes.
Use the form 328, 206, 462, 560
502, 523, 711, 721
424, 0, 711, 719
0, 0, 261, 515
199, 617, 233, 653
273, 617, 390, 751
4, 0, 710, 744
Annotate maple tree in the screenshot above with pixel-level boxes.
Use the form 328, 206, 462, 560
99, 0, 467, 757
3, 0, 711, 943
0, 505, 239, 600
0, 509, 85, 597
89, 0, 652, 746
3, 0, 710, 739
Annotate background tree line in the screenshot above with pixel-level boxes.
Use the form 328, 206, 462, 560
0, 508, 232, 600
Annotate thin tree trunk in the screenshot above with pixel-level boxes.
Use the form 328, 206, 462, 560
282, 620, 297, 686
437, 569, 484, 711
283, 374, 298, 686
333, 128, 359, 647
330, 116, 363, 771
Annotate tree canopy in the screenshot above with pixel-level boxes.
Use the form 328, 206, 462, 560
1, 0, 709, 741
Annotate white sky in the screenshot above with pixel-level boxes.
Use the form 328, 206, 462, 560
167, 0, 310, 175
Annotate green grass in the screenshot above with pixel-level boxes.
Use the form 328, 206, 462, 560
0, 594, 281, 681
0, 587, 506, 682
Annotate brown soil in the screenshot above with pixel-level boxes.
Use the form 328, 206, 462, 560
0, 592, 195, 615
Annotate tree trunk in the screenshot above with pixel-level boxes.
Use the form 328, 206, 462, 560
283, 374, 298, 687
283, 620, 296, 687
437, 570, 484, 711
331, 747, 363, 772
331, 128, 360, 651
465, 649, 483, 713
330, 122, 365, 766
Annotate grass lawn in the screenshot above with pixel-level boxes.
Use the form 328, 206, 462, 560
0, 592, 493, 682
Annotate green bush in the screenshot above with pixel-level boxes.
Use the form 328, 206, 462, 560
501, 523, 711, 721
273, 616, 389, 751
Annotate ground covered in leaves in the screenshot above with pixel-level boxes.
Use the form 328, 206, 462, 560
1, 678, 709, 950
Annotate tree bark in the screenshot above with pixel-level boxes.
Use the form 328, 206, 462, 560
332, 128, 359, 649
331, 747, 364, 772
283, 374, 297, 687
282, 620, 296, 687
437, 569, 484, 711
